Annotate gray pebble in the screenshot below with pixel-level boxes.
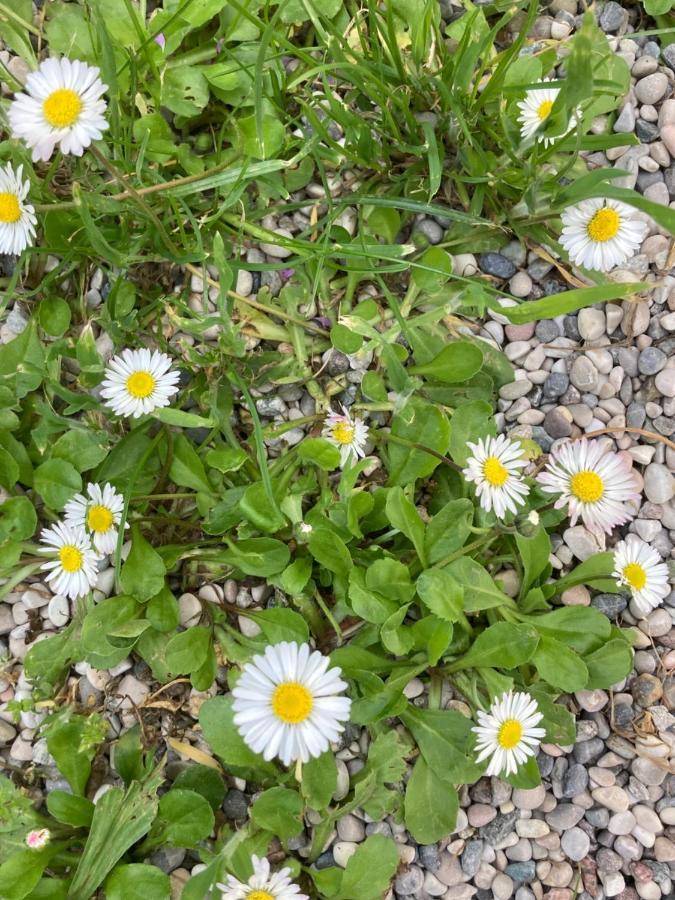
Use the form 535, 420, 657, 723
561, 826, 591, 861
478, 252, 517, 279
639, 347, 667, 375
223, 789, 248, 820
543, 372, 569, 399
599, 0, 624, 32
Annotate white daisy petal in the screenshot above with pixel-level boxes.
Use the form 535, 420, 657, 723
471, 690, 546, 779
232, 641, 351, 767
216, 853, 308, 900
0, 162, 37, 256
38, 522, 99, 602
537, 438, 640, 538
321, 405, 368, 469
516, 80, 577, 147
462, 435, 529, 520
100, 348, 180, 419
64, 482, 127, 555
559, 198, 648, 273
613, 534, 670, 617
9, 57, 108, 162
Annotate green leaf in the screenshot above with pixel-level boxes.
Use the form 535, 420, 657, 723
165, 626, 211, 675
0, 496, 36, 543
173, 765, 225, 812
0, 848, 56, 900
45, 719, 98, 796
551, 552, 616, 593
301, 752, 337, 810
146, 587, 180, 633
307, 528, 352, 577
280, 557, 313, 596
205, 447, 248, 473
385, 487, 427, 566
533, 636, 589, 692
338, 835, 399, 900
381, 605, 413, 656
67, 771, 163, 900
401, 706, 481, 783
448, 400, 495, 467
515, 528, 552, 596
38, 297, 71, 337
365, 558, 415, 605
494, 281, 645, 324
331, 323, 363, 354
169, 434, 212, 494
405, 756, 458, 844
46, 791, 94, 828
51, 430, 109, 473
449, 622, 539, 671
153, 408, 213, 429
416, 568, 464, 623
0, 447, 19, 490
411, 246, 453, 293
528, 687, 576, 745
145, 789, 214, 850
120, 526, 166, 602
240, 481, 286, 533
298, 438, 341, 471
104, 865, 170, 900
446, 557, 512, 612
348, 567, 397, 624
584, 639, 633, 689
199, 697, 277, 777
526, 607, 611, 654
246, 608, 310, 645
0, 319, 44, 398
387, 397, 451, 486
238, 111, 285, 160
44, 3, 95, 59
162, 66, 209, 116
33, 459, 81, 510
251, 787, 303, 841
219, 538, 290, 576
424, 498, 473, 564
409, 340, 483, 383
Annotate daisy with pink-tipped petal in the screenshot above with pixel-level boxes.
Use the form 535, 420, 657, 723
322, 405, 368, 468
25, 829, 50, 850
537, 438, 640, 537
217, 854, 308, 900
463, 434, 530, 519
613, 534, 670, 616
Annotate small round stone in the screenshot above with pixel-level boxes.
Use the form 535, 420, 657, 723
479, 252, 517, 279
578, 308, 606, 341
638, 347, 667, 375
635, 73, 669, 106
561, 826, 590, 861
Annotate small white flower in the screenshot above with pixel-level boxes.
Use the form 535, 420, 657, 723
9, 57, 108, 162
517, 81, 576, 146
527, 510, 540, 526
38, 522, 99, 601
463, 435, 530, 519
217, 854, 307, 900
322, 405, 368, 468
298, 522, 313, 534
0, 163, 37, 256
232, 641, 351, 767
64, 482, 126, 555
472, 690, 546, 777
100, 348, 180, 419
613, 534, 670, 617
25, 829, 50, 850
537, 438, 640, 537
559, 198, 648, 273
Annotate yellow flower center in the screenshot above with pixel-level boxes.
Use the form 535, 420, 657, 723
87, 504, 113, 533
271, 681, 313, 724
59, 544, 83, 573
43, 88, 82, 128
331, 420, 355, 445
586, 207, 620, 243
497, 719, 524, 750
126, 370, 156, 399
623, 562, 647, 592
537, 99, 553, 121
570, 470, 604, 504
248, 892, 274, 900
483, 456, 509, 487
0, 193, 21, 224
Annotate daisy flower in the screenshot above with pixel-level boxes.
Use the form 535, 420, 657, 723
613, 534, 670, 617
9, 57, 108, 162
64, 482, 126, 555
472, 690, 546, 778
217, 854, 307, 900
517, 80, 576, 146
537, 438, 640, 537
100, 348, 180, 419
232, 641, 351, 767
559, 198, 648, 273
0, 163, 37, 256
25, 829, 50, 850
321, 405, 368, 468
462, 434, 530, 519
38, 522, 99, 601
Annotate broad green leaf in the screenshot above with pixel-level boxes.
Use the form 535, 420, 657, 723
416, 568, 464, 622
447, 399, 495, 466
46, 718, 99, 796
301, 752, 337, 810
526, 606, 611, 655
405, 757, 458, 844
169, 434, 212, 494
165, 626, 211, 675
51, 430, 108, 473
251, 787, 303, 841
424, 498, 473, 564
551, 552, 617, 593
38, 296, 71, 337
33, 459, 81, 510
46, 792, 94, 828
0, 319, 45, 398
338, 835, 399, 900
0, 496, 36, 542
279, 557, 313, 596
173, 766, 225, 813
387, 397, 451, 486
307, 528, 352, 576
584, 639, 633, 689
411, 246, 453, 292
200, 697, 277, 777
144, 789, 214, 850
162, 67, 209, 117
449, 622, 539, 671
240, 481, 286, 533
245, 608, 310, 645
120, 526, 166, 602
349, 567, 397, 624
0, 848, 56, 900
365, 558, 415, 604
219, 538, 290, 576
298, 438, 341, 471
528, 687, 576, 745
515, 528, 552, 597
401, 706, 481, 784
385, 487, 427, 566
409, 341, 483, 384
104, 865, 170, 900
446, 557, 512, 612
380, 605, 414, 656
533, 636, 589, 692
